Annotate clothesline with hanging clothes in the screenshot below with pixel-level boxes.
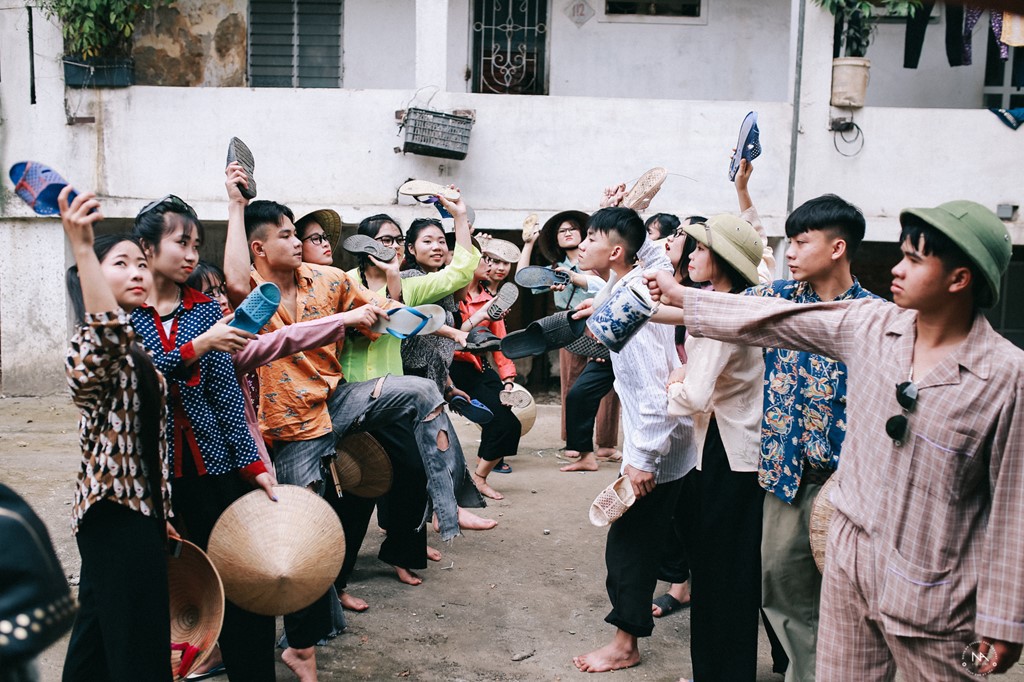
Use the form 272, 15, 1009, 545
903, 6, 1024, 87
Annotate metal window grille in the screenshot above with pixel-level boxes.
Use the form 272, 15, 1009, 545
605, 0, 700, 17
983, 33, 1021, 110
471, 0, 549, 95
249, 0, 343, 88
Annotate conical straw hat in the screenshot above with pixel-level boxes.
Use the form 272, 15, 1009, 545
809, 476, 838, 574
167, 540, 224, 680
207, 486, 345, 616
331, 432, 393, 498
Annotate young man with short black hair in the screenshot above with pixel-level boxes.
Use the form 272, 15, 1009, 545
647, 201, 1024, 679
569, 206, 697, 673
747, 193, 878, 681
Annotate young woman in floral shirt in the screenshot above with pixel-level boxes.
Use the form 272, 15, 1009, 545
59, 188, 174, 681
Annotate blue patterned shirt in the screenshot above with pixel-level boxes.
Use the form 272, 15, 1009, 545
131, 287, 260, 477
746, 278, 878, 502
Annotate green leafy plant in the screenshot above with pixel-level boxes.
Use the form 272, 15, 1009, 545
42, 0, 173, 60
813, 0, 922, 58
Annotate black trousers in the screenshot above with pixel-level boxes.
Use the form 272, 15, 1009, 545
171, 471, 280, 678
686, 420, 764, 682
330, 425, 430, 592
903, 1, 936, 68
63, 501, 172, 682
565, 359, 615, 453
448, 362, 521, 462
657, 472, 693, 584
603, 477, 682, 638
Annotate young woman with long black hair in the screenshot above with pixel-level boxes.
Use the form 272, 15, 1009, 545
59, 188, 174, 682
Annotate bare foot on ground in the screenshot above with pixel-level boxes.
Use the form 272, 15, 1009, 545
560, 449, 581, 460
427, 546, 442, 561
393, 566, 423, 586
561, 453, 599, 472
471, 472, 504, 500
281, 646, 318, 681
572, 637, 640, 673
338, 590, 369, 612
458, 507, 498, 530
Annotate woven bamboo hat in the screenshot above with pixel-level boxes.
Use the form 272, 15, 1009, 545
809, 476, 838, 574
296, 208, 343, 250
167, 540, 224, 680
330, 432, 393, 498
207, 486, 346, 616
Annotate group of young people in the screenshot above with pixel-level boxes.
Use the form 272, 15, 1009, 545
57, 147, 1023, 682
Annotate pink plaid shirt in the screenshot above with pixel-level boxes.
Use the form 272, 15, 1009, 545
680, 288, 1024, 644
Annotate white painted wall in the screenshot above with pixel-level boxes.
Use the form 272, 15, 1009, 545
343, 0, 417, 90
445, 0, 793, 101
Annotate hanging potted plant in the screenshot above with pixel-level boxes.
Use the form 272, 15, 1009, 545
42, 0, 172, 88
813, 0, 921, 107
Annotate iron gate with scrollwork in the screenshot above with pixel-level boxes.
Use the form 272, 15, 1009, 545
471, 0, 549, 95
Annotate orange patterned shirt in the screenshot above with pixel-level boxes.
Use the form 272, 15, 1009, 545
251, 263, 385, 441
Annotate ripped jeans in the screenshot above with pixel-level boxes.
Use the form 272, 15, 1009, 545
273, 374, 483, 541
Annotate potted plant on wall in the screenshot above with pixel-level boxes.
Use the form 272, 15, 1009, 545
42, 0, 172, 88
813, 0, 921, 107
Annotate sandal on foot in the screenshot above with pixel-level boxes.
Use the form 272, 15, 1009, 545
597, 451, 622, 463
652, 593, 690, 617
486, 282, 519, 320
492, 461, 512, 474
450, 396, 494, 424
226, 137, 257, 200
342, 234, 396, 262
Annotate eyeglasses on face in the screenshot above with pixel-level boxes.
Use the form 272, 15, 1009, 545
557, 226, 579, 236
885, 380, 919, 446
302, 232, 329, 246
203, 284, 228, 299
137, 194, 197, 221
375, 235, 405, 247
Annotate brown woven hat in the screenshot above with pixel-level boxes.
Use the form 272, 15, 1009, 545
809, 476, 838, 574
207, 486, 346, 616
296, 208, 342, 250
329, 432, 393, 498
167, 540, 224, 680
539, 210, 589, 263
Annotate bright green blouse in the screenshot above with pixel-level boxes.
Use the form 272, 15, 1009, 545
338, 244, 480, 383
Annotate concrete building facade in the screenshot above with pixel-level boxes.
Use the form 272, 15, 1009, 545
1, 0, 1021, 394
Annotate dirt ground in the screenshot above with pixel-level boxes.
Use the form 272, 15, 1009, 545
4, 395, 1022, 682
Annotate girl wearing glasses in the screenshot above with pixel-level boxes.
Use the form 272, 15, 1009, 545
295, 208, 341, 266
130, 195, 279, 682
58, 188, 175, 682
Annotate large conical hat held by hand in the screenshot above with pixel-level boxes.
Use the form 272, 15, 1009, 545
207, 486, 346, 616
